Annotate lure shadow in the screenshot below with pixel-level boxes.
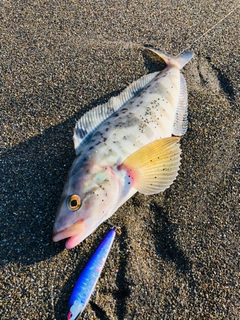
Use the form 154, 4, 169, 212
113, 225, 131, 320
89, 303, 109, 320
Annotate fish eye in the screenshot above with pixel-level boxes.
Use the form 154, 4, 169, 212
67, 195, 82, 211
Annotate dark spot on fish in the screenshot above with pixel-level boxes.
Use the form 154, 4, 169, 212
114, 113, 119, 117
128, 182, 131, 185
95, 141, 101, 146
105, 128, 109, 132
75, 128, 88, 139
108, 107, 115, 114
89, 146, 94, 151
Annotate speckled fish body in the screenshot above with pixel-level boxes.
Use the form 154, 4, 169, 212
53, 49, 194, 249
66, 229, 116, 320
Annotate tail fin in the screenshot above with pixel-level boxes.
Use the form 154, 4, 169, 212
146, 48, 194, 69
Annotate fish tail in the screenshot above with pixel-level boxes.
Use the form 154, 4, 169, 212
146, 48, 194, 69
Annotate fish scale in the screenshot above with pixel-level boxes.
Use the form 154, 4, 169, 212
53, 48, 194, 249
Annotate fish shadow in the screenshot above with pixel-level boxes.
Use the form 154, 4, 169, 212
0, 89, 124, 266
142, 45, 166, 74
0, 118, 74, 265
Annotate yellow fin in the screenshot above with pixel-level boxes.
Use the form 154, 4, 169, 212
122, 137, 181, 195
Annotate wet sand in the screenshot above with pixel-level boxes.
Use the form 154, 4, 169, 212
1, 1, 239, 319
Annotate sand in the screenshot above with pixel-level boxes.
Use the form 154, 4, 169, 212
1, 1, 239, 319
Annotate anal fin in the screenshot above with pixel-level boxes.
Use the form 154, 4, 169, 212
172, 73, 188, 136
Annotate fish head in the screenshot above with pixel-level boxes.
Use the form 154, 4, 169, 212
53, 161, 120, 249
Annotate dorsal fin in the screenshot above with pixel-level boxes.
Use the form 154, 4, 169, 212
73, 72, 158, 155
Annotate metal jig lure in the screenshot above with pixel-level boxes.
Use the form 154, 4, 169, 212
66, 228, 116, 319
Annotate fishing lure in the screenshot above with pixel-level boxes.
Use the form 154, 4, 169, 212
66, 228, 116, 319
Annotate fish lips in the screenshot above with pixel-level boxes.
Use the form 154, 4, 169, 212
53, 220, 84, 249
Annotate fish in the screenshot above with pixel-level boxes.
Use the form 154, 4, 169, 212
66, 228, 116, 319
53, 48, 194, 249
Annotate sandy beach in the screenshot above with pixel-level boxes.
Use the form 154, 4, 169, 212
1, 1, 239, 319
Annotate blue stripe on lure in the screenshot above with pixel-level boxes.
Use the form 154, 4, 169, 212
66, 228, 116, 320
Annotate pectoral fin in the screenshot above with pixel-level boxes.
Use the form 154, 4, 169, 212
121, 137, 181, 195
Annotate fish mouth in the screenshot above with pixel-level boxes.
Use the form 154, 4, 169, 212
53, 220, 84, 249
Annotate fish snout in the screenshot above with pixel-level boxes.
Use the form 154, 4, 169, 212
53, 213, 79, 234
53, 216, 67, 234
